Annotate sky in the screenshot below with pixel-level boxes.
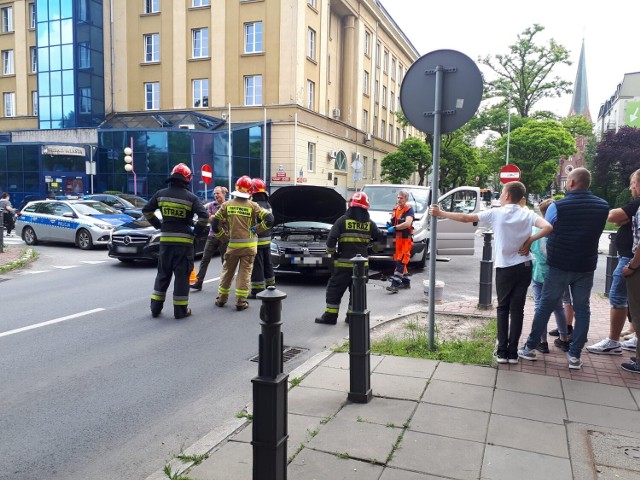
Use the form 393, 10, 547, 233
381, 0, 638, 119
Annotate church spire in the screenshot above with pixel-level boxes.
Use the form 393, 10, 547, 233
568, 39, 591, 121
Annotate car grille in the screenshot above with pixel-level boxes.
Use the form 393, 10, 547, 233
277, 245, 327, 255
111, 233, 150, 246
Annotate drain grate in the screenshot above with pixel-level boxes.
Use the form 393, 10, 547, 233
249, 345, 307, 363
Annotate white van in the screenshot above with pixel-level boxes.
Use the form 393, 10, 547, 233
360, 184, 481, 268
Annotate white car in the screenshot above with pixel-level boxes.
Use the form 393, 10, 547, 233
360, 184, 481, 267
16, 200, 134, 250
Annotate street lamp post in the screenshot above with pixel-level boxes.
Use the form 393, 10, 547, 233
123, 138, 137, 196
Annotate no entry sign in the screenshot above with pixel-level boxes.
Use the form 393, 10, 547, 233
201, 164, 212, 184
499, 164, 521, 184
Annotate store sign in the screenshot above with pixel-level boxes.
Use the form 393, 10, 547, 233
41, 145, 86, 157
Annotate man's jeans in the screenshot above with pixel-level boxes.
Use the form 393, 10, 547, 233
525, 266, 594, 358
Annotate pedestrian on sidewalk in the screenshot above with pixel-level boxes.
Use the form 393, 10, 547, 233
530, 198, 569, 354
587, 171, 640, 355
143, 164, 209, 319
0, 192, 16, 235
190, 186, 229, 291
248, 178, 275, 298
212, 176, 273, 311
620, 169, 640, 373
518, 168, 609, 370
431, 181, 552, 364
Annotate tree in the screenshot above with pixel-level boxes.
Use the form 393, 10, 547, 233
592, 126, 640, 206
380, 151, 415, 184
496, 119, 576, 194
561, 115, 593, 138
380, 137, 431, 185
427, 129, 479, 190
479, 24, 573, 118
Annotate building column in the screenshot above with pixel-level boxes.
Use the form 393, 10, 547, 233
341, 15, 356, 126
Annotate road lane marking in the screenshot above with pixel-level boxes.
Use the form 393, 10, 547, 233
53, 265, 77, 269
81, 260, 107, 264
0, 308, 106, 339
203, 276, 221, 284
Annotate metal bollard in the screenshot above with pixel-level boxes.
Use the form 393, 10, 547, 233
0, 211, 4, 253
252, 286, 288, 480
348, 254, 372, 403
478, 231, 493, 310
605, 232, 618, 297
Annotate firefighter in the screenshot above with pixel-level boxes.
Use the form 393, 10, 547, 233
212, 176, 273, 311
386, 189, 414, 293
143, 163, 209, 319
249, 178, 275, 298
315, 192, 380, 325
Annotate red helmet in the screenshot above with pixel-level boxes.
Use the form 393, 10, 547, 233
167, 163, 192, 183
233, 175, 253, 198
349, 192, 370, 210
251, 178, 267, 194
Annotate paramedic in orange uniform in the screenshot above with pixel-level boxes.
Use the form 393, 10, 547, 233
386, 190, 414, 293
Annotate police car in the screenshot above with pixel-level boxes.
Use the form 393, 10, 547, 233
15, 200, 134, 250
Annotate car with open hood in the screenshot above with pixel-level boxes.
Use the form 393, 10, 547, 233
269, 185, 346, 274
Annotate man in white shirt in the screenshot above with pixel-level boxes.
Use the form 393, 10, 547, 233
430, 182, 552, 364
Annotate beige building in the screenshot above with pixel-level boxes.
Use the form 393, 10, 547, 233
0, 0, 422, 199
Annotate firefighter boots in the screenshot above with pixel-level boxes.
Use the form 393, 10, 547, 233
315, 313, 338, 325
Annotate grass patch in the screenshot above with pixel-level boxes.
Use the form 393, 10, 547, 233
0, 247, 37, 273
368, 318, 497, 365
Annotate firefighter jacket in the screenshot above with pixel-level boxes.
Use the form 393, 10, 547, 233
142, 182, 208, 247
327, 207, 380, 267
252, 193, 273, 249
212, 197, 273, 256
391, 204, 414, 238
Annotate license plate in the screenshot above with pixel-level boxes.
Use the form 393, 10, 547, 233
117, 246, 138, 253
292, 257, 319, 265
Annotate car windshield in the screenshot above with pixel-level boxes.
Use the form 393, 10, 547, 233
73, 201, 119, 215
118, 194, 148, 207
364, 186, 430, 214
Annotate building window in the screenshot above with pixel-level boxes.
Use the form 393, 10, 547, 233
362, 109, 368, 131
375, 42, 380, 67
381, 120, 386, 141
193, 0, 210, 6
363, 70, 370, 95
307, 0, 317, 8
307, 28, 316, 60
307, 142, 315, 172
362, 156, 368, 179
193, 78, 209, 107
373, 115, 377, 136
391, 58, 396, 80
32, 90, 38, 116
244, 75, 262, 106
307, 80, 315, 110
192, 28, 209, 58
372, 158, 377, 180
374, 80, 379, 104
144, 0, 159, 14
383, 50, 388, 73
389, 124, 393, 143
335, 151, 347, 171
78, 42, 90, 68
29, 3, 35, 29
396, 127, 400, 145
144, 33, 160, 62
144, 82, 159, 110
1, 6, 13, 33
382, 86, 387, 108
398, 64, 403, 84
30, 47, 37, 73
79, 87, 91, 114
390, 92, 395, 112
364, 31, 371, 57
244, 22, 262, 54
4, 92, 15, 117
2, 50, 14, 75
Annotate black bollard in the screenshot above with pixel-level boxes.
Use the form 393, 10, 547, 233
348, 254, 372, 403
0, 211, 4, 253
252, 286, 288, 480
605, 232, 618, 297
478, 231, 493, 310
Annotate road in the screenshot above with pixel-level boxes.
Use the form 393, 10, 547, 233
0, 233, 608, 479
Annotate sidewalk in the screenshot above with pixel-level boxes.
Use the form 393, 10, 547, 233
154, 292, 640, 480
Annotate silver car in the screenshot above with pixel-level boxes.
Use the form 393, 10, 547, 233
16, 200, 134, 250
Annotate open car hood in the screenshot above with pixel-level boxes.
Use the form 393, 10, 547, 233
270, 186, 346, 226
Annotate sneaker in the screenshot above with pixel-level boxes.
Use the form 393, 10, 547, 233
624, 332, 636, 340
621, 362, 640, 374
495, 355, 508, 364
535, 342, 550, 354
568, 355, 583, 370
549, 325, 573, 337
508, 356, 519, 365
517, 346, 537, 361
621, 336, 637, 351
631, 356, 637, 363
554, 337, 570, 352
586, 338, 623, 355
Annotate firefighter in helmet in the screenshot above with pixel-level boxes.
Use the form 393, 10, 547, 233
142, 163, 209, 319
212, 175, 274, 310
249, 178, 276, 298
315, 192, 380, 325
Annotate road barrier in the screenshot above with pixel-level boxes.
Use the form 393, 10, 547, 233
348, 254, 372, 403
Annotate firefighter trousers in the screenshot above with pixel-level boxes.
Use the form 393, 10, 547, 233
250, 246, 275, 295
324, 267, 353, 318
218, 253, 255, 304
151, 244, 194, 317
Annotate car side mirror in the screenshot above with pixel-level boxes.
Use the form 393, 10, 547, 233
63, 212, 76, 218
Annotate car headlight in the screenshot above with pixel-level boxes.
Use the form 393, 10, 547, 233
270, 240, 279, 254
150, 233, 161, 243
95, 222, 115, 230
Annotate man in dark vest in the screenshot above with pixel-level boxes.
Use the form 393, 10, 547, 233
518, 168, 609, 370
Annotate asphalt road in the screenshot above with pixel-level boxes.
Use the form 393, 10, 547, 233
0, 233, 608, 479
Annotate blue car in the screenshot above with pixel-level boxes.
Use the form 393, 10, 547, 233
16, 200, 134, 250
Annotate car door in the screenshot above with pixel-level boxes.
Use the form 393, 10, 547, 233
31, 202, 57, 241
434, 186, 480, 255
50, 202, 78, 242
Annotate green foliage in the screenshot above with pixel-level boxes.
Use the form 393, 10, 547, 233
380, 150, 416, 184
561, 115, 594, 138
479, 24, 572, 118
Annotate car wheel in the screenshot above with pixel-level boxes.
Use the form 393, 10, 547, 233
23, 226, 38, 245
76, 229, 94, 250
